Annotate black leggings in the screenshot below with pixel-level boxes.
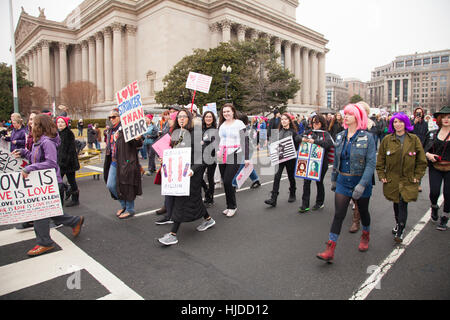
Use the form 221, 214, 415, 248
330, 193, 371, 235
393, 198, 408, 227
272, 159, 296, 193
201, 163, 217, 198
429, 165, 450, 213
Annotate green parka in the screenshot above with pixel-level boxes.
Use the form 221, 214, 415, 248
376, 133, 427, 203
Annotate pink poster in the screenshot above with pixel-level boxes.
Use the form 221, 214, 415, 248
152, 133, 172, 158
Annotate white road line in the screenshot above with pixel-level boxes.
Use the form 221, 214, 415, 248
83, 165, 103, 173
0, 228, 143, 300
349, 195, 444, 300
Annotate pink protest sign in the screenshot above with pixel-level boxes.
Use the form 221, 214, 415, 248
152, 133, 172, 158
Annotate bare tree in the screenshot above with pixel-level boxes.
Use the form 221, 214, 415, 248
60, 81, 98, 118
18, 86, 49, 116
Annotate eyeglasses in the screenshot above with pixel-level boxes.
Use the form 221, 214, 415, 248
108, 116, 119, 120
178, 115, 188, 119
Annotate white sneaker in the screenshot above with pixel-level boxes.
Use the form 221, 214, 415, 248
223, 209, 229, 215
158, 233, 178, 246
196, 218, 216, 232
226, 209, 237, 217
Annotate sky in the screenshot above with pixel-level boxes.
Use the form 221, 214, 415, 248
1, 0, 449, 83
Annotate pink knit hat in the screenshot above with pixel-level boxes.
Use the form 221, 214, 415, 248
56, 116, 71, 127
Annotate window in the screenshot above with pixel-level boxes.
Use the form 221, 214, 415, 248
396, 61, 404, 68
403, 79, 408, 102
406, 60, 413, 67
414, 59, 422, 66
423, 58, 431, 65
442, 56, 449, 63
432, 57, 440, 64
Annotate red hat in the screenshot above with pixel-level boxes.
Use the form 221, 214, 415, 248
56, 116, 70, 127
146, 114, 154, 120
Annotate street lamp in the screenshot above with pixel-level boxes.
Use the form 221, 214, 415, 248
222, 64, 232, 101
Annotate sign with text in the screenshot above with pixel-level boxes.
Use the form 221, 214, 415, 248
152, 133, 172, 159
185, 72, 213, 94
269, 136, 297, 166
0, 148, 29, 173
295, 142, 325, 182
235, 163, 254, 189
161, 148, 191, 196
0, 169, 63, 225
116, 81, 147, 143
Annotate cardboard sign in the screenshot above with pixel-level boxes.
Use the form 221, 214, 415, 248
235, 163, 254, 189
152, 133, 172, 159
161, 148, 191, 196
116, 81, 147, 142
185, 72, 213, 94
0, 148, 29, 173
269, 136, 297, 166
295, 142, 325, 182
0, 169, 63, 226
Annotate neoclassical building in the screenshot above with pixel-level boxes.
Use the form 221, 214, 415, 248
15, 0, 329, 116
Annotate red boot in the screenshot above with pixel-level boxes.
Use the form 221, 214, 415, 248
358, 231, 370, 252
317, 240, 336, 263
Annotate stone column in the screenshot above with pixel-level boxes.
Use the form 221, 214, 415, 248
81, 40, 89, 81
74, 44, 82, 82
221, 20, 231, 43
103, 27, 113, 101
33, 47, 38, 85
301, 47, 310, 105
274, 37, 282, 65
88, 37, 96, 85
41, 40, 51, 95
126, 25, 137, 83
37, 44, 43, 87
95, 32, 105, 102
318, 52, 326, 107
59, 43, 68, 91
54, 46, 60, 98
112, 22, 123, 94
250, 29, 258, 40
209, 23, 220, 48
310, 51, 318, 106
294, 44, 301, 104
237, 25, 246, 42
284, 41, 292, 72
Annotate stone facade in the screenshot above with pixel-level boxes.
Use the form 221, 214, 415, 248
15, 0, 329, 117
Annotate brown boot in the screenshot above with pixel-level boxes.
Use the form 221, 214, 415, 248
349, 203, 361, 233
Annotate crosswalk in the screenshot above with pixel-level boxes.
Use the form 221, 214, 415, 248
0, 228, 143, 300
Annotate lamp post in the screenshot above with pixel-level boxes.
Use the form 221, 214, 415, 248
222, 64, 232, 101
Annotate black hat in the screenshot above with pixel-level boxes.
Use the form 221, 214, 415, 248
433, 106, 450, 118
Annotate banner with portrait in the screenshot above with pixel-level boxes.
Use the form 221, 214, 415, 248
295, 142, 325, 182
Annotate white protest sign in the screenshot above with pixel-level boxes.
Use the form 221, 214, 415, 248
185, 72, 213, 94
161, 148, 191, 196
0, 148, 29, 173
116, 81, 147, 143
235, 163, 254, 189
269, 136, 297, 166
0, 169, 63, 226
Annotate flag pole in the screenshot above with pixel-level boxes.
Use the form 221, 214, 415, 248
9, 0, 19, 114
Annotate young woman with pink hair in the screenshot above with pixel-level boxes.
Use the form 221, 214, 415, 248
317, 104, 376, 263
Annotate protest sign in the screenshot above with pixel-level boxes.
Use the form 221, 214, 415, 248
185, 72, 213, 94
0, 169, 63, 226
152, 133, 172, 159
269, 136, 297, 166
0, 148, 29, 173
116, 81, 147, 143
235, 163, 254, 189
161, 148, 191, 196
203, 103, 218, 118
295, 142, 325, 182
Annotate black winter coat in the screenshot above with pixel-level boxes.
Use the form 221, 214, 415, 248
57, 127, 80, 172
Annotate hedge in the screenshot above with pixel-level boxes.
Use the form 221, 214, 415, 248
70, 118, 107, 128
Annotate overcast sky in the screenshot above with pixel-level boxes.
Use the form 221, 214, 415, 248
1, 0, 449, 82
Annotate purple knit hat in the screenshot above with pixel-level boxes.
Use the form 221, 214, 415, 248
388, 112, 414, 133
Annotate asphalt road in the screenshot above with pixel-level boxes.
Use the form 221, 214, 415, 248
1, 150, 449, 303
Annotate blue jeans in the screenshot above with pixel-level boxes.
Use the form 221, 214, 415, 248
107, 163, 135, 214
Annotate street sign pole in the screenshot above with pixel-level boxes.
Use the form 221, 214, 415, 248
9, 0, 19, 114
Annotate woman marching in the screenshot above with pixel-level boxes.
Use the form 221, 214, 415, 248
12, 114, 84, 256
317, 104, 376, 263
158, 109, 215, 246
201, 111, 219, 207
104, 108, 143, 219
424, 106, 450, 231
299, 114, 334, 213
217, 103, 250, 218
264, 113, 301, 207
56, 116, 81, 207
4, 113, 27, 152
376, 113, 427, 243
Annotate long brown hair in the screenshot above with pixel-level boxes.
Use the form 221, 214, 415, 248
278, 113, 298, 132
219, 103, 237, 127
32, 114, 58, 142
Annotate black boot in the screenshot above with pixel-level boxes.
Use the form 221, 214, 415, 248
264, 192, 279, 207
431, 205, 439, 222
65, 190, 80, 207
288, 188, 296, 203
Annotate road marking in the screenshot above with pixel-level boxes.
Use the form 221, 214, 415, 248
349, 195, 444, 300
0, 228, 143, 300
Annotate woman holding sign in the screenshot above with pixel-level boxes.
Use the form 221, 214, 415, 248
104, 108, 143, 220
158, 109, 215, 246
13, 114, 85, 256
317, 104, 376, 263
264, 113, 301, 207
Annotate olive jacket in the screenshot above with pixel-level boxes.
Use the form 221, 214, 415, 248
376, 133, 427, 203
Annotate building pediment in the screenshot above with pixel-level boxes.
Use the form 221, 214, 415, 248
15, 16, 39, 46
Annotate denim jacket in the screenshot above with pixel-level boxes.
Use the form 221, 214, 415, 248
331, 129, 376, 188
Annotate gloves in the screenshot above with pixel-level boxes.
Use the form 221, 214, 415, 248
331, 181, 336, 192
352, 184, 365, 200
